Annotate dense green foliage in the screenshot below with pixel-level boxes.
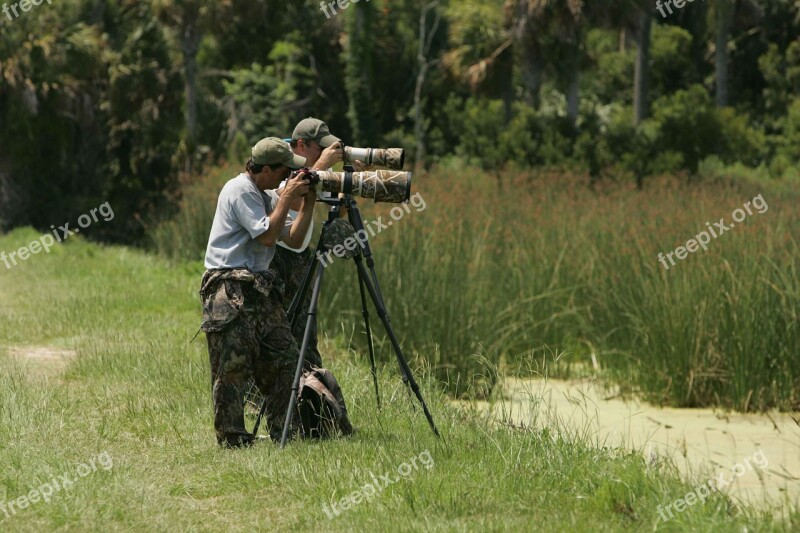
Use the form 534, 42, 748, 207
1, 230, 797, 531
4, 0, 800, 241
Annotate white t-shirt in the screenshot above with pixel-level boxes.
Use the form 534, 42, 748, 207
274, 169, 335, 253
277, 208, 314, 252
275, 178, 319, 253
205, 174, 290, 272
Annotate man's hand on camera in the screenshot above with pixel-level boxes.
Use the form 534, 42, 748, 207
283, 171, 311, 199
303, 186, 317, 210
314, 142, 344, 170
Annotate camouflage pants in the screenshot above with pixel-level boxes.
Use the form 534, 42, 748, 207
201, 269, 302, 446
270, 245, 322, 368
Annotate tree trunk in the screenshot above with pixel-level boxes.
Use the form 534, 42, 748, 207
520, 49, 543, 109
182, 22, 201, 173
414, 1, 441, 172
345, 3, 377, 146
566, 71, 579, 127
413, 61, 428, 172
90, 0, 105, 23
715, 0, 734, 107
511, 0, 541, 108
633, 9, 652, 125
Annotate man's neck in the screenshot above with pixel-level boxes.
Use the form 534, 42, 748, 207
246, 171, 265, 191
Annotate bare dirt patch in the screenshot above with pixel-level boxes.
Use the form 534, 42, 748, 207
6, 345, 77, 375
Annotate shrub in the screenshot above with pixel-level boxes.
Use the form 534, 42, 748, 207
650, 85, 764, 174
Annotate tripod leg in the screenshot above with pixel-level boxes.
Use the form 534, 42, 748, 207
280, 260, 326, 448
252, 389, 269, 438
353, 259, 440, 437
346, 201, 410, 386
288, 201, 342, 330
288, 255, 317, 331
356, 266, 381, 409
361, 255, 412, 389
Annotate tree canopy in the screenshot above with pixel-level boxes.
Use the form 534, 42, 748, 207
1, 0, 798, 241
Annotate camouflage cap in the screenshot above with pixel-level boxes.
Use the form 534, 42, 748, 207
292, 118, 341, 148
252, 137, 306, 169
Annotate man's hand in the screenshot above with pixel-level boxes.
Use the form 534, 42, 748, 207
314, 142, 344, 170
302, 186, 317, 211
282, 171, 311, 199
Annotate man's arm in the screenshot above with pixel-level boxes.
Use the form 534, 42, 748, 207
255, 173, 309, 248
313, 142, 343, 171
281, 189, 316, 249
275, 185, 305, 211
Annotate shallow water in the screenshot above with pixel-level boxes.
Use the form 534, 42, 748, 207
458, 377, 800, 510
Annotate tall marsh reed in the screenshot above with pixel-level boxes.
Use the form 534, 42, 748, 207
150, 163, 800, 410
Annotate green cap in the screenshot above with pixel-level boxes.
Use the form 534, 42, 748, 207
252, 137, 306, 169
292, 118, 341, 148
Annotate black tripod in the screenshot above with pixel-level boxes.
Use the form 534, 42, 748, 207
252, 185, 440, 448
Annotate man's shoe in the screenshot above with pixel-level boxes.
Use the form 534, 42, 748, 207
218, 433, 254, 448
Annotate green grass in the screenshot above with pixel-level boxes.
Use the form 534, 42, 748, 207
1, 228, 798, 531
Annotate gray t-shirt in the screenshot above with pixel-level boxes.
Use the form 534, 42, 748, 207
204, 173, 290, 272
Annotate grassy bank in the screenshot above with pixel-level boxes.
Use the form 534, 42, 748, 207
1, 229, 797, 530
150, 164, 800, 411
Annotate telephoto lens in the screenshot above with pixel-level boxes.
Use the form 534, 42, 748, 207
343, 147, 405, 170
314, 170, 412, 203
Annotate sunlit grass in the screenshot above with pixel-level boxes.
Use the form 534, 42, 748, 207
1, 231, 797, 530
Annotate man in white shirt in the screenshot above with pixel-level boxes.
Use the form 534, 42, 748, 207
200, 137, 318, 447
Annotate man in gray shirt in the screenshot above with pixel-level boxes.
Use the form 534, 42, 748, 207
199, 137, 318, 447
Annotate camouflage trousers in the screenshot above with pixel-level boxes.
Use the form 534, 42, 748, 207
200, 269, 302, 447
270, 245, 323, 368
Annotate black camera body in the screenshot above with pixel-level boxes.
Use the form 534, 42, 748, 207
291, 168, 320, 186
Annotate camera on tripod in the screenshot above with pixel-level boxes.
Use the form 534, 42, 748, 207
261, 144, 438, 447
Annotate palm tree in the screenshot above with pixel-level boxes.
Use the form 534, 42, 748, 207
0, 15, 107, 225
443, 0, 514, 116
708, 0, 762, 107
414, 0, 443, 171
714, 0, 736, 106
507, 0, 650, 125
523, 0, 586, 124
344, 0, 378, 146
633, 4, 653, 125
152, 0, 232, 172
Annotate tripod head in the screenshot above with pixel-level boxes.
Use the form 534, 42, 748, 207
316, 165, 355, 209
317, 165, 359, 223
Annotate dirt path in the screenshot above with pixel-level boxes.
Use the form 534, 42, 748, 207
460, 378, 800, 509
6, 345, 77, 375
